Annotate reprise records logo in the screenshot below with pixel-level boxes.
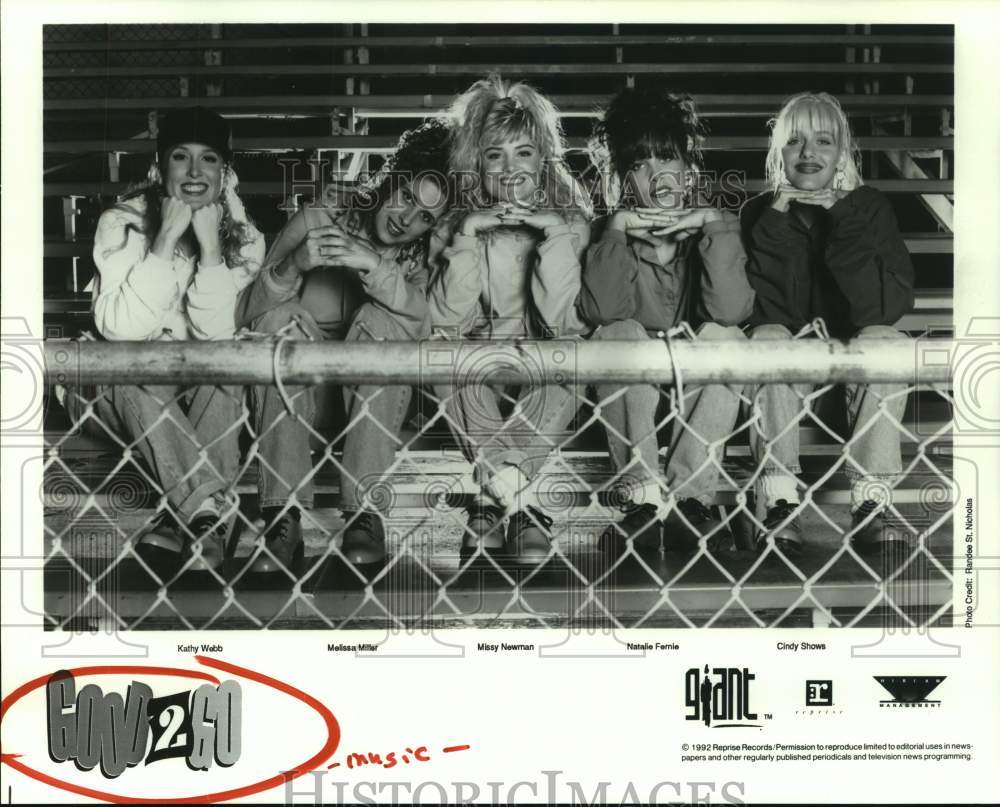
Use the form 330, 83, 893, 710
875, 676, 946, 708
684, 665, 768, 728
796, 679, 842, 716
805, 680, 833, 707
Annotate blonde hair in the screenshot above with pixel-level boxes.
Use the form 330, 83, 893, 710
108, 166, 259, 272
765, 92, 863, 193
445, 73, 592, 217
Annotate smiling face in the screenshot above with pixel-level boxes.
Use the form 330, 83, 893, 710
161, 142, 224, 208
624, 155, 689, 210
372, 175, 449, 247
480, 135, 541, 207
776, 100, 845, 191
781, 129, 842, 191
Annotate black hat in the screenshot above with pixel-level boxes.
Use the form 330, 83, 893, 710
157, 106, 232, 164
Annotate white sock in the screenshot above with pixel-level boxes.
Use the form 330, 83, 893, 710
191, 496, 222, 521
759, 473, 800, 510
486, 466, 534, 513
632, 479, 668, 514
850, 478, 892, 513
190, 493, 226, 522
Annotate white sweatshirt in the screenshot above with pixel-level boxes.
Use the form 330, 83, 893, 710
91, 196, 265, 341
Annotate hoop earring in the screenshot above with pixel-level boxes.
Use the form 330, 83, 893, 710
146, 162, 162, 185
684, 170, 697, 206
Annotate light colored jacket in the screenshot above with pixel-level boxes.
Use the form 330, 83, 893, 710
428, 214, 591, 339
91, 195, 265, 341
237, 203, 438, 339
235, 203, 433, 340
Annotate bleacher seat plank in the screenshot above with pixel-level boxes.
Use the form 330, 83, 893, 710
41, 566, 953, 628
44, 439, 953, 515
44, 135, 955, 155
44, 62, 953, 80
43, 33, 956, 53
40, 287, 954, 315
43, 94, 955, 115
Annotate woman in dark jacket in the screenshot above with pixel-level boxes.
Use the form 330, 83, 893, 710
740, 91, 915, 557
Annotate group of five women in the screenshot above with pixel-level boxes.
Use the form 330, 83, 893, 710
86, 75, 915, 579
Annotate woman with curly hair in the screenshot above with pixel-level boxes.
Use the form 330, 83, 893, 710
428, 74, 593, 568
88, 106, 266, 576
234, 118, 453, 576
581, 87, 754, 560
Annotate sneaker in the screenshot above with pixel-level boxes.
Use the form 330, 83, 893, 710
134, 510, 184, 579
661, 498, 723, 552
460, 501, 507, 563
598, 502, 661, 558
850, 500, 908, 554
183, 513, 228, 572
340, 511, 387, 566
251, 509, 304, 575
754, 499, 803, 556
507, 506, 553, 567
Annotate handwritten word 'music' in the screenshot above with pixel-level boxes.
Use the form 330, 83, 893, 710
327, 744, 471, 771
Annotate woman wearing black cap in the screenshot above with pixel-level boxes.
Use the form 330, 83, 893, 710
88, 106, 265, 576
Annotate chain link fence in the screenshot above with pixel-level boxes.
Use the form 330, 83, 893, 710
42, 331, 955, 631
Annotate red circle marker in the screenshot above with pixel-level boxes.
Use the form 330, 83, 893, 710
1, 655, 340, 804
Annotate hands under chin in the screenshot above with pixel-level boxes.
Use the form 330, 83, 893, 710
191, 203, 224, 265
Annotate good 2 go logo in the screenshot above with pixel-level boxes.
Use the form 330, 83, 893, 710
1, 656, 340, 804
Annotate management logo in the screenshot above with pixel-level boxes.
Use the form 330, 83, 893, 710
874, 676, 946, 708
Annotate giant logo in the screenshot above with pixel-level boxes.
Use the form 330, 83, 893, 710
684, 666, 763, 728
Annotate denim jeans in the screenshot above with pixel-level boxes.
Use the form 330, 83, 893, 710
435, 371, 582, 507
747, 323, 908, 506
249, 301, 413, 512
90, 383, 242, 520
589, 319, 747, 505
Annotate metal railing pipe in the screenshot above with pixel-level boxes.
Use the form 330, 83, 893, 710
44, 338, 954, 387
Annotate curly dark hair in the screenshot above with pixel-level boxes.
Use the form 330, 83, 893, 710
354, 117, 454, 215
592, 87, 709, 183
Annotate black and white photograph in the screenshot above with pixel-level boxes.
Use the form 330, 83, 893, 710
37, 21, 959, 631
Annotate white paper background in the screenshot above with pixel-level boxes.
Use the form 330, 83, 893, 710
2, 2, 998, 804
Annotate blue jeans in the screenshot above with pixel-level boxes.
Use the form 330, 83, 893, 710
748, 323, 909, 505
435, 366, 583, 505
249, 301, 413, 513
90, 383, 242, 520
589, 319, 747, 504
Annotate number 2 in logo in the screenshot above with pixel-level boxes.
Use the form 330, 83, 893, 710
146, 692, 194, 764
